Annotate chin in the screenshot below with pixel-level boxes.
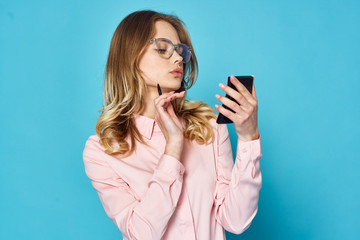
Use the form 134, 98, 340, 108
161, 79, 182, 92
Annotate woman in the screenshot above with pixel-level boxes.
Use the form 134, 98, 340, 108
83, 10, 262, 240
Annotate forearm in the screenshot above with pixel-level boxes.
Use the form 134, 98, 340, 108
215, 138, 262, 234
124, 154, 185, 239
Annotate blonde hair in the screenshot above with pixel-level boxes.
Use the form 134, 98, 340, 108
95, 10, 216, 155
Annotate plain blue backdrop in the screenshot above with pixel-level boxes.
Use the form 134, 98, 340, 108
1, 0, 359, 239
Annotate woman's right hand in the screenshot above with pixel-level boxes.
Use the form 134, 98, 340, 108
154, 91, 185, 161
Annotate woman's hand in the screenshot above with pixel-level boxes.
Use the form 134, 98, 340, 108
215, 75, 260, 142
154, 91, 186, 160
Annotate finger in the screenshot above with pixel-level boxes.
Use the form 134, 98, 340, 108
155, 91, 178, 110
155, 95, 180, 122
165, 91, 185, 102
165, 92, 185, 125
219, 83, 252, 109
156, 104, 182, 138
230, 75, 253, 100
155, 91, 185, 130
154, 91, 175, 105
230, 75, 257, 105
155, 103, 175, 134
215, 104, 243, 123
215, 94, 246, 115
155, 98, 171, 115
167, 103, 184, 130
154, 93, 173, 106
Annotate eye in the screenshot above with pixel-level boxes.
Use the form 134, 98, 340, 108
157, 48, 169, 57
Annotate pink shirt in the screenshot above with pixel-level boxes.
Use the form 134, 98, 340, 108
82, 115, 262, 240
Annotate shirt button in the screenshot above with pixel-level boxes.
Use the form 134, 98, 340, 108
180, 171, 183, 176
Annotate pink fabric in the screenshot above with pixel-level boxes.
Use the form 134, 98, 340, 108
82, 115, 262, 240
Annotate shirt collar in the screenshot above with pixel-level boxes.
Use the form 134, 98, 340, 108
133, 114, 161, 140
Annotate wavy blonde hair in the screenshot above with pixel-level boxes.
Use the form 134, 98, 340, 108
96, 10, 216, 155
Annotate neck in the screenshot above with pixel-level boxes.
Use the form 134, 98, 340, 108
140, 85, 178, 119
140, 86, 165, 119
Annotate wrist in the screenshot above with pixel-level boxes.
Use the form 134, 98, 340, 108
237, 132, 260, 142
165, 142, 183, 160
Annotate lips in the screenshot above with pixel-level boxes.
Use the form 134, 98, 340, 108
170, 68, 183, 77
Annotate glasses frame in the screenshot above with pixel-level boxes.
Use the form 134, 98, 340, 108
149, 38, 192, 63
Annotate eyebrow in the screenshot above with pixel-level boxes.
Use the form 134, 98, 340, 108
156, 37, 181, 45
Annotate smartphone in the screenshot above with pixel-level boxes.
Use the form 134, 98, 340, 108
216, 76, 254, 124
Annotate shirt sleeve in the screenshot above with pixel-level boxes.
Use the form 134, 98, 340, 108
213, 124, 263, 234
82, 136, 185, 240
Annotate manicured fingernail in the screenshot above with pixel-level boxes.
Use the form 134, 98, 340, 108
215, 104, 219, 109
219, 83, 225, 89
215, 94, 220, 99
231, 75, 238, 82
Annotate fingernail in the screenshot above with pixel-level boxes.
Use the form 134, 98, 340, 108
219, 83, 225, 89
231, 75, 238, 82
215, 94, 220, 99
215, 104, 219, 109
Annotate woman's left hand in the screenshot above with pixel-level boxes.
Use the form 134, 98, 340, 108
215, 75, 260, 142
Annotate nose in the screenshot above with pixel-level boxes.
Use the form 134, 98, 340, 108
171, 48, 184, 64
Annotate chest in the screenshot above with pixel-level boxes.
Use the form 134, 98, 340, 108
107, 136, 217, 201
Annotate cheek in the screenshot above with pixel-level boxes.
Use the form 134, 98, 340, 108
139, 55, 165, 84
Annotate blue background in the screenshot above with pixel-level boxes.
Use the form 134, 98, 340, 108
1, 0, 359, 239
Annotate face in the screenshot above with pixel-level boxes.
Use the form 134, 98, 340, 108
138, 20, 184, 93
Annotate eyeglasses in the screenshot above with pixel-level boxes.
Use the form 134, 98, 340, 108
149, 38, 192, 63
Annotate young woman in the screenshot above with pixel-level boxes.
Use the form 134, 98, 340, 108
83, 10, 262, 240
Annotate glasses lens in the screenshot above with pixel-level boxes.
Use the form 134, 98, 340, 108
154, 39, 191, 63
178, 44, 191, 63
156, 39, 171, 58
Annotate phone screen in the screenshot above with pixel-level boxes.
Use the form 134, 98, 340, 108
216, 76, 254, 124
